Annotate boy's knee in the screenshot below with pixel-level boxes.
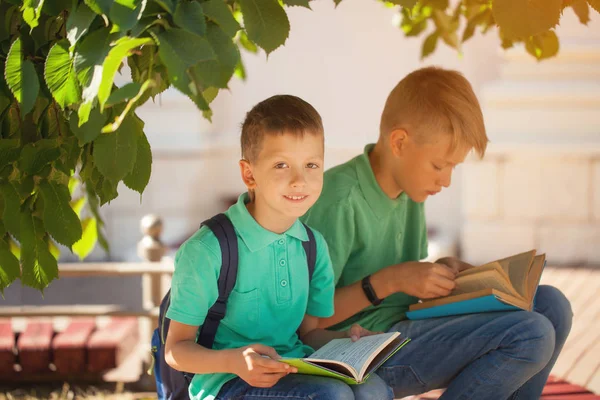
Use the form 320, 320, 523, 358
310, 380, 354, 400
536, 285, 573, 337
512, 312, 556, 367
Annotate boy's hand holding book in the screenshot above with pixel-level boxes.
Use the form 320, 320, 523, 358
345, 323, 383, 342
406, 250, 546, 320
436, 257, 475, 275
228, 343, 297, 388
376, 261, 457, 299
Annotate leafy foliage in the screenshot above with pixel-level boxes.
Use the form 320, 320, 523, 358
0, 0, 596, 293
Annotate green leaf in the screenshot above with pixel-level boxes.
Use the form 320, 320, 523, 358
70, 196, 86, 217
97, 36, 154, 110
202, 0, 241, 37
0, 182, 21, 240
43, 0, 73, 15
492, 0, 562, 39
19, 139, 61, 175
98, 176, 118, 205
73, 28, 113, 124
84, 0, 111, 15
589, 0, 600, 14
45, 40, 81, 108
60, 135, 81, 173
571, 0, 590, 24
39, 180, 83, 247
110, 0, 148, 33
102, 80, 152, 133
0, 139, 21, 166
462, 8, 492, 43
73, 217, 97, 260
93, 115, 138, 182
0, 237, 20, 294
66, 2, 97, 47
421, 31, 439, 59
525, 30, 559, 61
85, 184, 109, 252
69, 106, 106, 145
423, 0, 448, 9
20, 211, 58, 291
240, 0, 290, 55
192, 23, 240, 89
21, 0, 45, 31
388, 0, 418, 6
156, 28, 216, 110
238, 30, 258, 53
154, 0, 175, 13
124, 131, 152, 194
106, 82, 142, 106
48, 238, 60, 260
5, 38, 40, 116
282, 0, 311, 8
174, 1, 206, 36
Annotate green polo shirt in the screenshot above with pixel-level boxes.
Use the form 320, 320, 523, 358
302, 144, 428, 333
167, 193, 335, 400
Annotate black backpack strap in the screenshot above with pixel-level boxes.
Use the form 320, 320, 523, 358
198, 213, 238, 349
301, 223, 317, 282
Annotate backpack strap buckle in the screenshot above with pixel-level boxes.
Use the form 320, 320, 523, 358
206, 298, 227, 321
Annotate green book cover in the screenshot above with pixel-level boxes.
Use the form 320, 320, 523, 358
281, 332, 410, 385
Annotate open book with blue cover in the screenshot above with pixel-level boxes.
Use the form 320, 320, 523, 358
406, 250, 546, 320
280, 332, 410, 385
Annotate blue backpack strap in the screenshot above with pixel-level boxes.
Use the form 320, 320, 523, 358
301, 223, 316, 281
198, 213, 238, 349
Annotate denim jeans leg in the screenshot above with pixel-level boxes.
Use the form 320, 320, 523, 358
216, 372, 393, 400
379, 310, 556, 399
509, 285, 573, 399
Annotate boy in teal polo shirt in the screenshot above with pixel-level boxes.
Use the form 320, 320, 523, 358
164, 95, 393, 400
302, 67, 572, 399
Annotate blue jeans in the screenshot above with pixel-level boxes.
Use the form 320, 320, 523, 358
216, 373, 393, 400
378, 285, 572, 399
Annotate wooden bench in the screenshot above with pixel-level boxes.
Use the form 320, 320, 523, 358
412, 376, 600, 399
0, 317, 141, 383
0, 261, 174, 384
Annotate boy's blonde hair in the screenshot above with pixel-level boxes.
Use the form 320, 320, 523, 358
241, 95, 324, 162
379, 66, 488, 157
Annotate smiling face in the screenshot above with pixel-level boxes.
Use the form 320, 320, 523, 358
389, 129, 471, 203
240, 131, 324, 228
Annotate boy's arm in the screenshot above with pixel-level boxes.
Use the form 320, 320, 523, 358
318, 261, 457, 328
165, 320, 294, 386
298, 315, 380, 350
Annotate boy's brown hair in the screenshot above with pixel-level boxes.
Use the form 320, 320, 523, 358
241, 95, 324, 162
380, 66, 488, 157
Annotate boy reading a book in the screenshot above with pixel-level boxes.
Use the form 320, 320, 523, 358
164, 95, 393, 400
302, 67, 573, 399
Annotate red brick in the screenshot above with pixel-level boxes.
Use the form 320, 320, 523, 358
17, 321, 53, 373
52, 319, 96, 374
87, 318, 138, 372
0, 319, 15, 374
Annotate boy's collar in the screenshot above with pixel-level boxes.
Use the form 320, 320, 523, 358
227, 193, 309, 252
356, 144, 407, 219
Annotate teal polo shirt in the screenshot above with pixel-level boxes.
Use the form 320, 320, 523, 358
167, 193, 335, 400
302, 144, 428, 333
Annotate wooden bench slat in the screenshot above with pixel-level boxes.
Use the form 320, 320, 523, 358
87, 318, 139, 372
542, 395, 600, 400
17, 321, 54, 373
0, 320, 15, 374
542, 383, 592, 395
0, 305, 159, 318
52, 319, 96, 374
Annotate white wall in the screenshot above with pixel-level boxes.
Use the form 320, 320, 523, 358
135, 0, 506, 251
